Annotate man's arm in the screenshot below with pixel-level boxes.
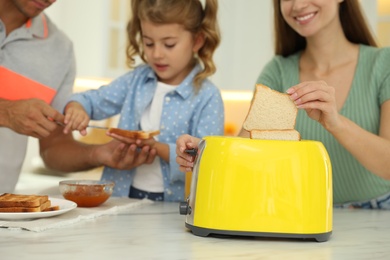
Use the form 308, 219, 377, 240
39, 127, 157, 173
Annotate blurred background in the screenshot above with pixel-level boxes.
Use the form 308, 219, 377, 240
45, 0, 388, 91
19, 0, 390, 175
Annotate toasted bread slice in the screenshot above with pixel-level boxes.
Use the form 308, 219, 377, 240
0, 200, 51, 212
243, 84, 298, 131
0, 193, 49, 208
43, 205, 60, 212
108, 128, 160, 139
250, 129, 301, 141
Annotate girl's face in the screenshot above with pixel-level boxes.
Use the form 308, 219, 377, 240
141, 21, 203, 85
280, 0, 342, 38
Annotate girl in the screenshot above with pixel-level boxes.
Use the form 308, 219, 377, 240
177, 0, 390, 209
64, 0, 224, 202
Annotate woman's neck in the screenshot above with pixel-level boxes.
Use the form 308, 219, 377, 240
301, 20, 358, 73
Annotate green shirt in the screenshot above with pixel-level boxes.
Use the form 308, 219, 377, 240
257, 44, 390, 204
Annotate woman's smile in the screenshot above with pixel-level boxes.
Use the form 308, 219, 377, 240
295, 12, 317, 25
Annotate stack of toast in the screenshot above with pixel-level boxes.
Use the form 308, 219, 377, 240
243, 84, 301, 141
0, 193, 59, 213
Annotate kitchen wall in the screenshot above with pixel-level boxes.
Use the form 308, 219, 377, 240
46, 1, 274, 90
21, 0, 381, 173
45, 0, 378, 91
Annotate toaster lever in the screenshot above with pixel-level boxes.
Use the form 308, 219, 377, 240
185, 148, 198, 157
179, 201, 190, 215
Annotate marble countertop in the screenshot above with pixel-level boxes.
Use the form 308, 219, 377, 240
2, 171, 390, 259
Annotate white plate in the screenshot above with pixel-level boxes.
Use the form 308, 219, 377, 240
0, 198, 77, 220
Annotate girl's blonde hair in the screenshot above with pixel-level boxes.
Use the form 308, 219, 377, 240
127, 0, 220, 88
273, 0, 377, 57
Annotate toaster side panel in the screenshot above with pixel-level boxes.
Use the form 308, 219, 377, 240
192, 137, 332, 235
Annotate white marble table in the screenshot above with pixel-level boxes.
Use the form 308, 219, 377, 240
1, 171, 390, 259
1, 203, 390, 259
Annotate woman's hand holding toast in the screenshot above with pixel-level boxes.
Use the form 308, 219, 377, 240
287, 81, 343, 133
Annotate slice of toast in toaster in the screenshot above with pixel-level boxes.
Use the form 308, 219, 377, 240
250, 129, 301, 141
243, 84, 298, 131
243, 84, 301, 141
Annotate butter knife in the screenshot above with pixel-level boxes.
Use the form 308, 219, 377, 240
86, 125, 109, 130
55, 121, 109, 130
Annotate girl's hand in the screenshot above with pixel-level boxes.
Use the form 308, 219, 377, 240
63, 101, 90, 136
287, 81, 342, 132
176, 134, 201, 172
94, 139, 156, 169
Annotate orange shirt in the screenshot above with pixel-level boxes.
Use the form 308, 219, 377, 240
0, 66, 56, 103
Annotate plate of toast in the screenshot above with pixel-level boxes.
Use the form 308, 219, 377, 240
0, 193, 77, 220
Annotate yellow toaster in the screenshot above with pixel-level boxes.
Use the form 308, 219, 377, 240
179, 136, 332, 242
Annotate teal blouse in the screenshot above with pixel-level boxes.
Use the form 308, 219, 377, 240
257, 44, 390, 204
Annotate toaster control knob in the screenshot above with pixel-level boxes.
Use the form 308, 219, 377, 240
179, 201, 189, 215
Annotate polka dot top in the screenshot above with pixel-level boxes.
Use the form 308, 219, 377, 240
68, 64, 225, 201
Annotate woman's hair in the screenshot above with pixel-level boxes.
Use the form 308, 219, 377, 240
127, 0, 220, 87
273, 0, 378, 57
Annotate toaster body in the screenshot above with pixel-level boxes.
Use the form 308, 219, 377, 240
180, 136, 332, 242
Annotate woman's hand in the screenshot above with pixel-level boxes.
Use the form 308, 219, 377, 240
175, 134, 201, 172
63, 101, 90, 136
287, 81, 342, 133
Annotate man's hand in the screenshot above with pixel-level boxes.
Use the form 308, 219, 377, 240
2, 99, 64, 138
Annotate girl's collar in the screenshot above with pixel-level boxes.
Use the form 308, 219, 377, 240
146, 63, 203, 99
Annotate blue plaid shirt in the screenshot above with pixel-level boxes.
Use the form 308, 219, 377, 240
69, 64, 224, 201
